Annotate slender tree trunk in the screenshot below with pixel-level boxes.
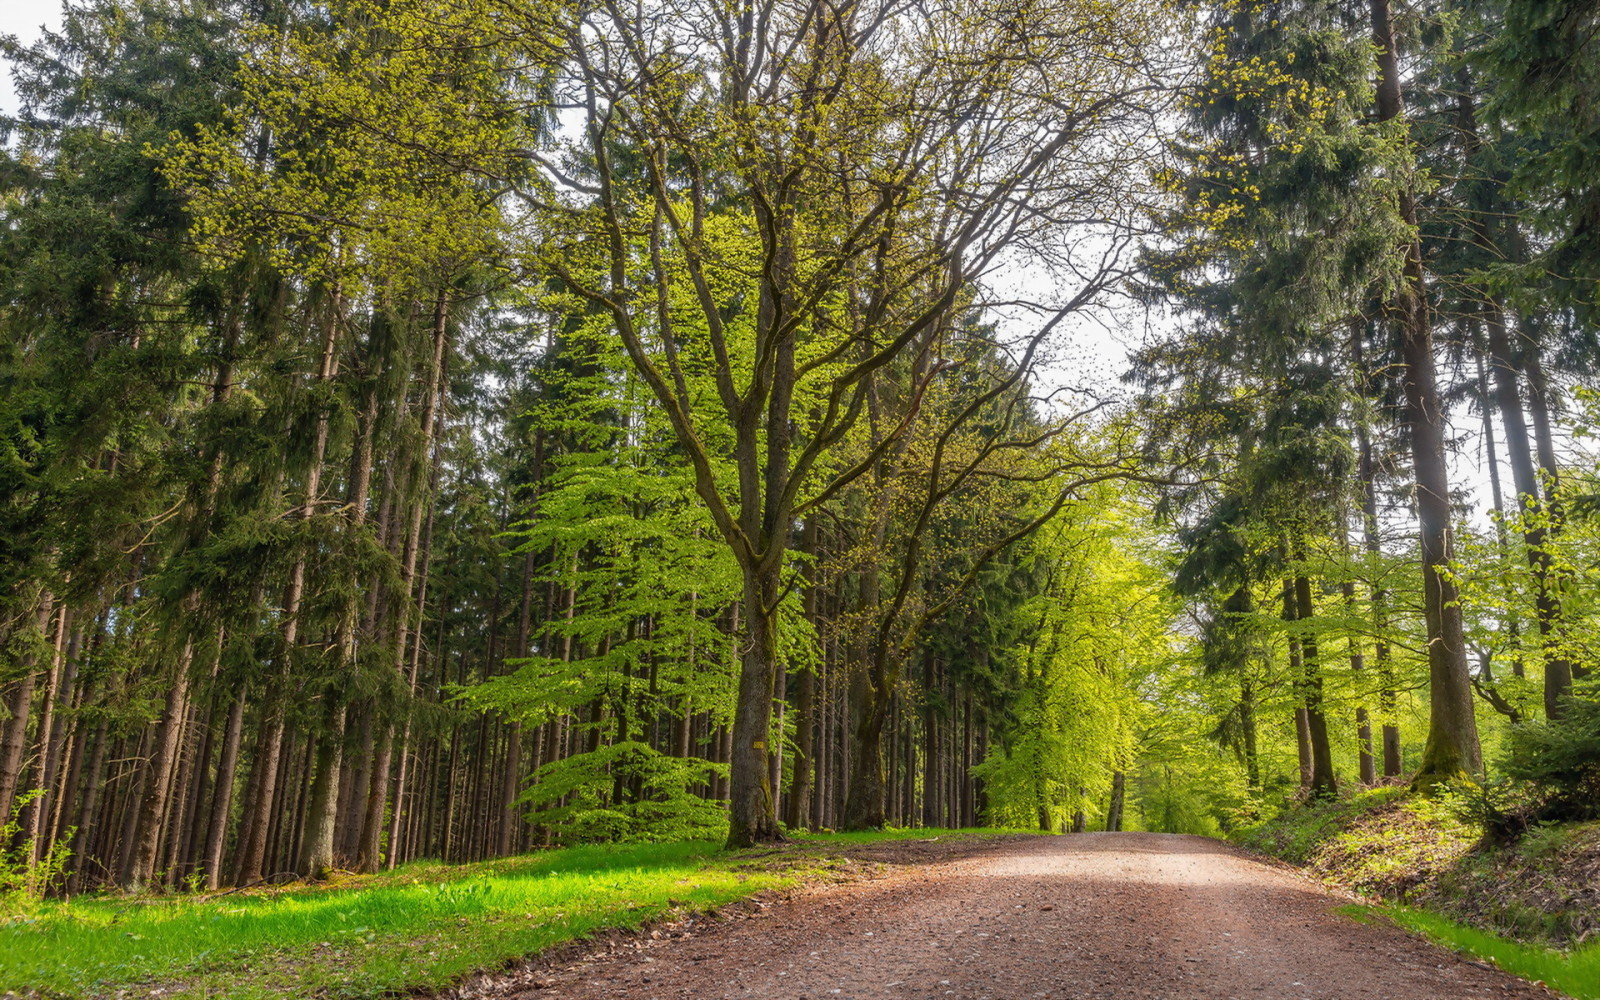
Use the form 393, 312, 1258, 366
46, 631, 86, 850
238, 295, 343, 885
120, 642, 194, 889
359, 291, 449, 872
202, 690, 246, 889
1338, 503, 1378, 785
65, 723, 108, 894
0, 595, 52, 823
1223, 674, 1251, 790
23, 604, 70, 863
1285, 582, 1313, 791
1521, 343, 1585, 698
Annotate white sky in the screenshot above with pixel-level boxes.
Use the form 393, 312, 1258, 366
0, 1, 61, 116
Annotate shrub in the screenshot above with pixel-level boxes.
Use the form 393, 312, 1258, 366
0, 791, 74, 910
1495, 689, 1600, 831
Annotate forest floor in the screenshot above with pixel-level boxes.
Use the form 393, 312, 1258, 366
1235, 789, 1600, 998
450, 832, 1558, 1000
1236, 788, 1600, 949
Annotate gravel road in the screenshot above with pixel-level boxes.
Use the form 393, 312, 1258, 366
469, 832, 1553, 1000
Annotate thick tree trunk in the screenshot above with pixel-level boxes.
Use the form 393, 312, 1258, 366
1370, 0, 1481, 783
298, 703, 345, 879
1105, 771, 1126, 832
725, 574, 784, 847
843, 550, 892, 831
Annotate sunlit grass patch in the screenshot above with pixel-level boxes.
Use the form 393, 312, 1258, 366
0, 839, 775, 998
1341, 904, 1600, 1000
0, 829, 1013, 999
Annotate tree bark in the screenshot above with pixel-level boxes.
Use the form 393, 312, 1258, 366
1370, 0, 1481, 783
119, 642, 193, 889
1105, 770, 1126, 832
1294, 574, 1338, 798
0, 596, 52, 824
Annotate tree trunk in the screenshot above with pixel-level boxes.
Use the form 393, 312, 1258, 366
0, 596, 52, 824
202, 690, 246, 889
725, 573, 784, 846
1294, 574, 1338, 798
297, 702, 345, 879
1370, 0, 1481, 783
1240, 676, 1260, 790
1106, 771, 1125, 832
23, 604, 70, 862
119, 642, 193, 889
1521, 342, 1585, 701
233, 710, 281, 886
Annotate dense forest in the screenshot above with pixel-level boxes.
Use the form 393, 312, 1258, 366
0, 0, 1595, 896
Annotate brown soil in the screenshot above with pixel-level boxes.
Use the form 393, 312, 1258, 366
446, 832, 1555, 1000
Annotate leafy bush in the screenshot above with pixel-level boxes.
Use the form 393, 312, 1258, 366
0, 791, 73, 911
1493, 690, 1600, 833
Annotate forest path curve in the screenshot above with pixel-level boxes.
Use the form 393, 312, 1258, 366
462, 832, 1552, 1000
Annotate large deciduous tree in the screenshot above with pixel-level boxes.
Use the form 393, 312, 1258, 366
540, 0, 1168, 844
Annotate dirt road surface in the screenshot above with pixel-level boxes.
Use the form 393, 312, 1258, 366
463, 832, 1553, 1000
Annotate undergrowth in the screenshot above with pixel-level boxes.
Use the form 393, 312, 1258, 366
1238, 788, 1600, 960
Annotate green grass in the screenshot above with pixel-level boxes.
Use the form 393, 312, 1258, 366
1, 840, 779, 998
0, 828, 1007, 999
1341, 905, 1600, 1000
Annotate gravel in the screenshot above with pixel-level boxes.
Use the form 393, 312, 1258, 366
457, 832, 1556, 1000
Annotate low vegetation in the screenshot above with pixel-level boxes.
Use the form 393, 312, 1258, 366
1240, 791, 1600, 999
1345, 907, 1600, 1000
5, 840, 741, 997
0, 832, 964, 999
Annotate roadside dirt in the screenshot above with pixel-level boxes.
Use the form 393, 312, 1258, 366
454, 832, 1555, 1000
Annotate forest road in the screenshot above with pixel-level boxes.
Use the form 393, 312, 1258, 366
467, 832, 1554, 1000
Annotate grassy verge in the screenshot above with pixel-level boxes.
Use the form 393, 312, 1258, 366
1236, 791, 1600, 998
1233, 787, 1476, 897
1341, 905, 1600, 1000
3, 840, 761, 998
0, 828, 999, 999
